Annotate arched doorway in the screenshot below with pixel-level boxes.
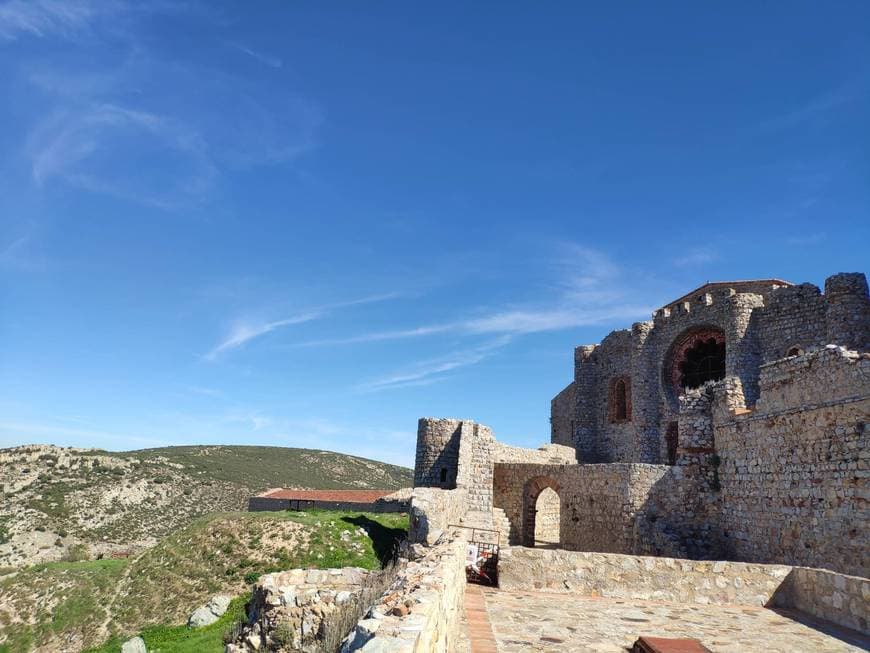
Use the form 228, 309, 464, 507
522, 476, 561, 547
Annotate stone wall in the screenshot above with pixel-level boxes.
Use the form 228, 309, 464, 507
550, 382, 575, 447
758, 283, 827, 362
414, 418, 467, 489
499, 547, 791, 606
492, 462, 670, 552
551, 272, 869, 466
408, 488, 468, 545
714, 346, 870, 578
770, 566, 870, 635
499, 548, 869, 637
341, 536, 466, 652
228, 567, 373, 652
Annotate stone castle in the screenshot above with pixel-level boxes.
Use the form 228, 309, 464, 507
337, 272, 870, 652
411, 272, 869, 575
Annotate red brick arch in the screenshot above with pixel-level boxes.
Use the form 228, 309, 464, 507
663, 326, 726, 400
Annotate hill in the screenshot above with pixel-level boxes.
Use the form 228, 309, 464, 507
0, 444, 411, 568
0, 509, 407, 653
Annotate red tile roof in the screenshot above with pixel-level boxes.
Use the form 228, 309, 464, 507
258, 488, 393, 503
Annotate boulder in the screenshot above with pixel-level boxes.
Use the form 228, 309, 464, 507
120, 636, 147, 653
188, 594, 233, 628
189, 606, 219, 628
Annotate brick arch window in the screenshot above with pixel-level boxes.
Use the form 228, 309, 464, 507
786, 346, 804, 357
608, 376, 631, 423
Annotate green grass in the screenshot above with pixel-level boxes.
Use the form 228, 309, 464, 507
83, 596, 248, 653
0, 510, 407, 653
0, 559, 127, 653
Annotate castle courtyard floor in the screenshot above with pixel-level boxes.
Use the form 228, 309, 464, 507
461, 585, 869, 653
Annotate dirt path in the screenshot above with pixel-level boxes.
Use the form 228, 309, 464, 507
93, 549, 149, 645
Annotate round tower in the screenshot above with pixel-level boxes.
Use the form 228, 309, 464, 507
413, 418, 464, 488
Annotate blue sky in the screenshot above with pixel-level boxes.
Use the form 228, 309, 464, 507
1, 2, 868, 467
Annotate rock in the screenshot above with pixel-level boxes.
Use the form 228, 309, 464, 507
189, 606, 220, 628
189, 594, 232, 627
207, 594, 232, 617
120, 636, 147, 653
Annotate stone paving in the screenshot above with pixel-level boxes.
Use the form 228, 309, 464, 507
477, 588, 870, 653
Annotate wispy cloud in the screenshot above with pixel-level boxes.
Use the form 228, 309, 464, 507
205, 293, 401, 360
759, 81, 865, 132
12, 10, 322, 208
206, 311, 322, 361
27, 102, 218, 209
230, 42, 283, 69
295, 244, 653, 348
673, 247, 718, 267
0, 0, 115, 41
786, 232, 826, 246
357, 337, 512, 392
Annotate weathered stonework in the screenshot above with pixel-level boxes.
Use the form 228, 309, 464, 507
400, 272, 868, 650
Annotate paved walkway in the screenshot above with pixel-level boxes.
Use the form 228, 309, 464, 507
464, 584, 499, 653
472, 587, 869, 653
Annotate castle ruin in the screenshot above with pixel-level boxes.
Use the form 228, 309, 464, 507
411, 272, 869, 579
339, 272, 869, 651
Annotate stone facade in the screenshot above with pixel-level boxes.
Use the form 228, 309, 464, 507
411, 272, 869, 579
551, 273, 870, 465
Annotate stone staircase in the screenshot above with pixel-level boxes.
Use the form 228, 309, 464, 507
491, 507, 512, 546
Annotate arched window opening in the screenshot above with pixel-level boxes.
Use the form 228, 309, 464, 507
533, 487, 560, 547
609, 376, 631, 423
679, 338, 726, 389
439, 467, 448, 484
786, 346, 803, 357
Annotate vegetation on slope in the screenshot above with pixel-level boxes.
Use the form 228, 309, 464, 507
0, 510, 408, 653
0, 444, 411, 568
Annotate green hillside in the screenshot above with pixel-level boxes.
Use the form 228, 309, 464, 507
0, 510, 408, 653
113, 444, 412, 491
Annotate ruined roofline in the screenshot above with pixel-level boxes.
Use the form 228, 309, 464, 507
660, 279, 793, 311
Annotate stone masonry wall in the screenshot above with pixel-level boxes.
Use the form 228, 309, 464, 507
492, 462, 670, 553
758, 283, 827, 363
414, 418, 466, 489
550, 382, 575, 447
499, 548, 869, 636
552, 272, 869, 466
499, 547, 791, 605
714, 346, 870, 578
341, 535, 466, 652
770, 566, 870, 635
408, 487, 468, 545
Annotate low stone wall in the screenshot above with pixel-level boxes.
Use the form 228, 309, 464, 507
408, 487, 468, 544
770, 566, 869, 635
499, 547, 869, 636
499, 547, 791, 606
227, 567, 373, 652
247, 497, 410, 513
341, 535, 466, 652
